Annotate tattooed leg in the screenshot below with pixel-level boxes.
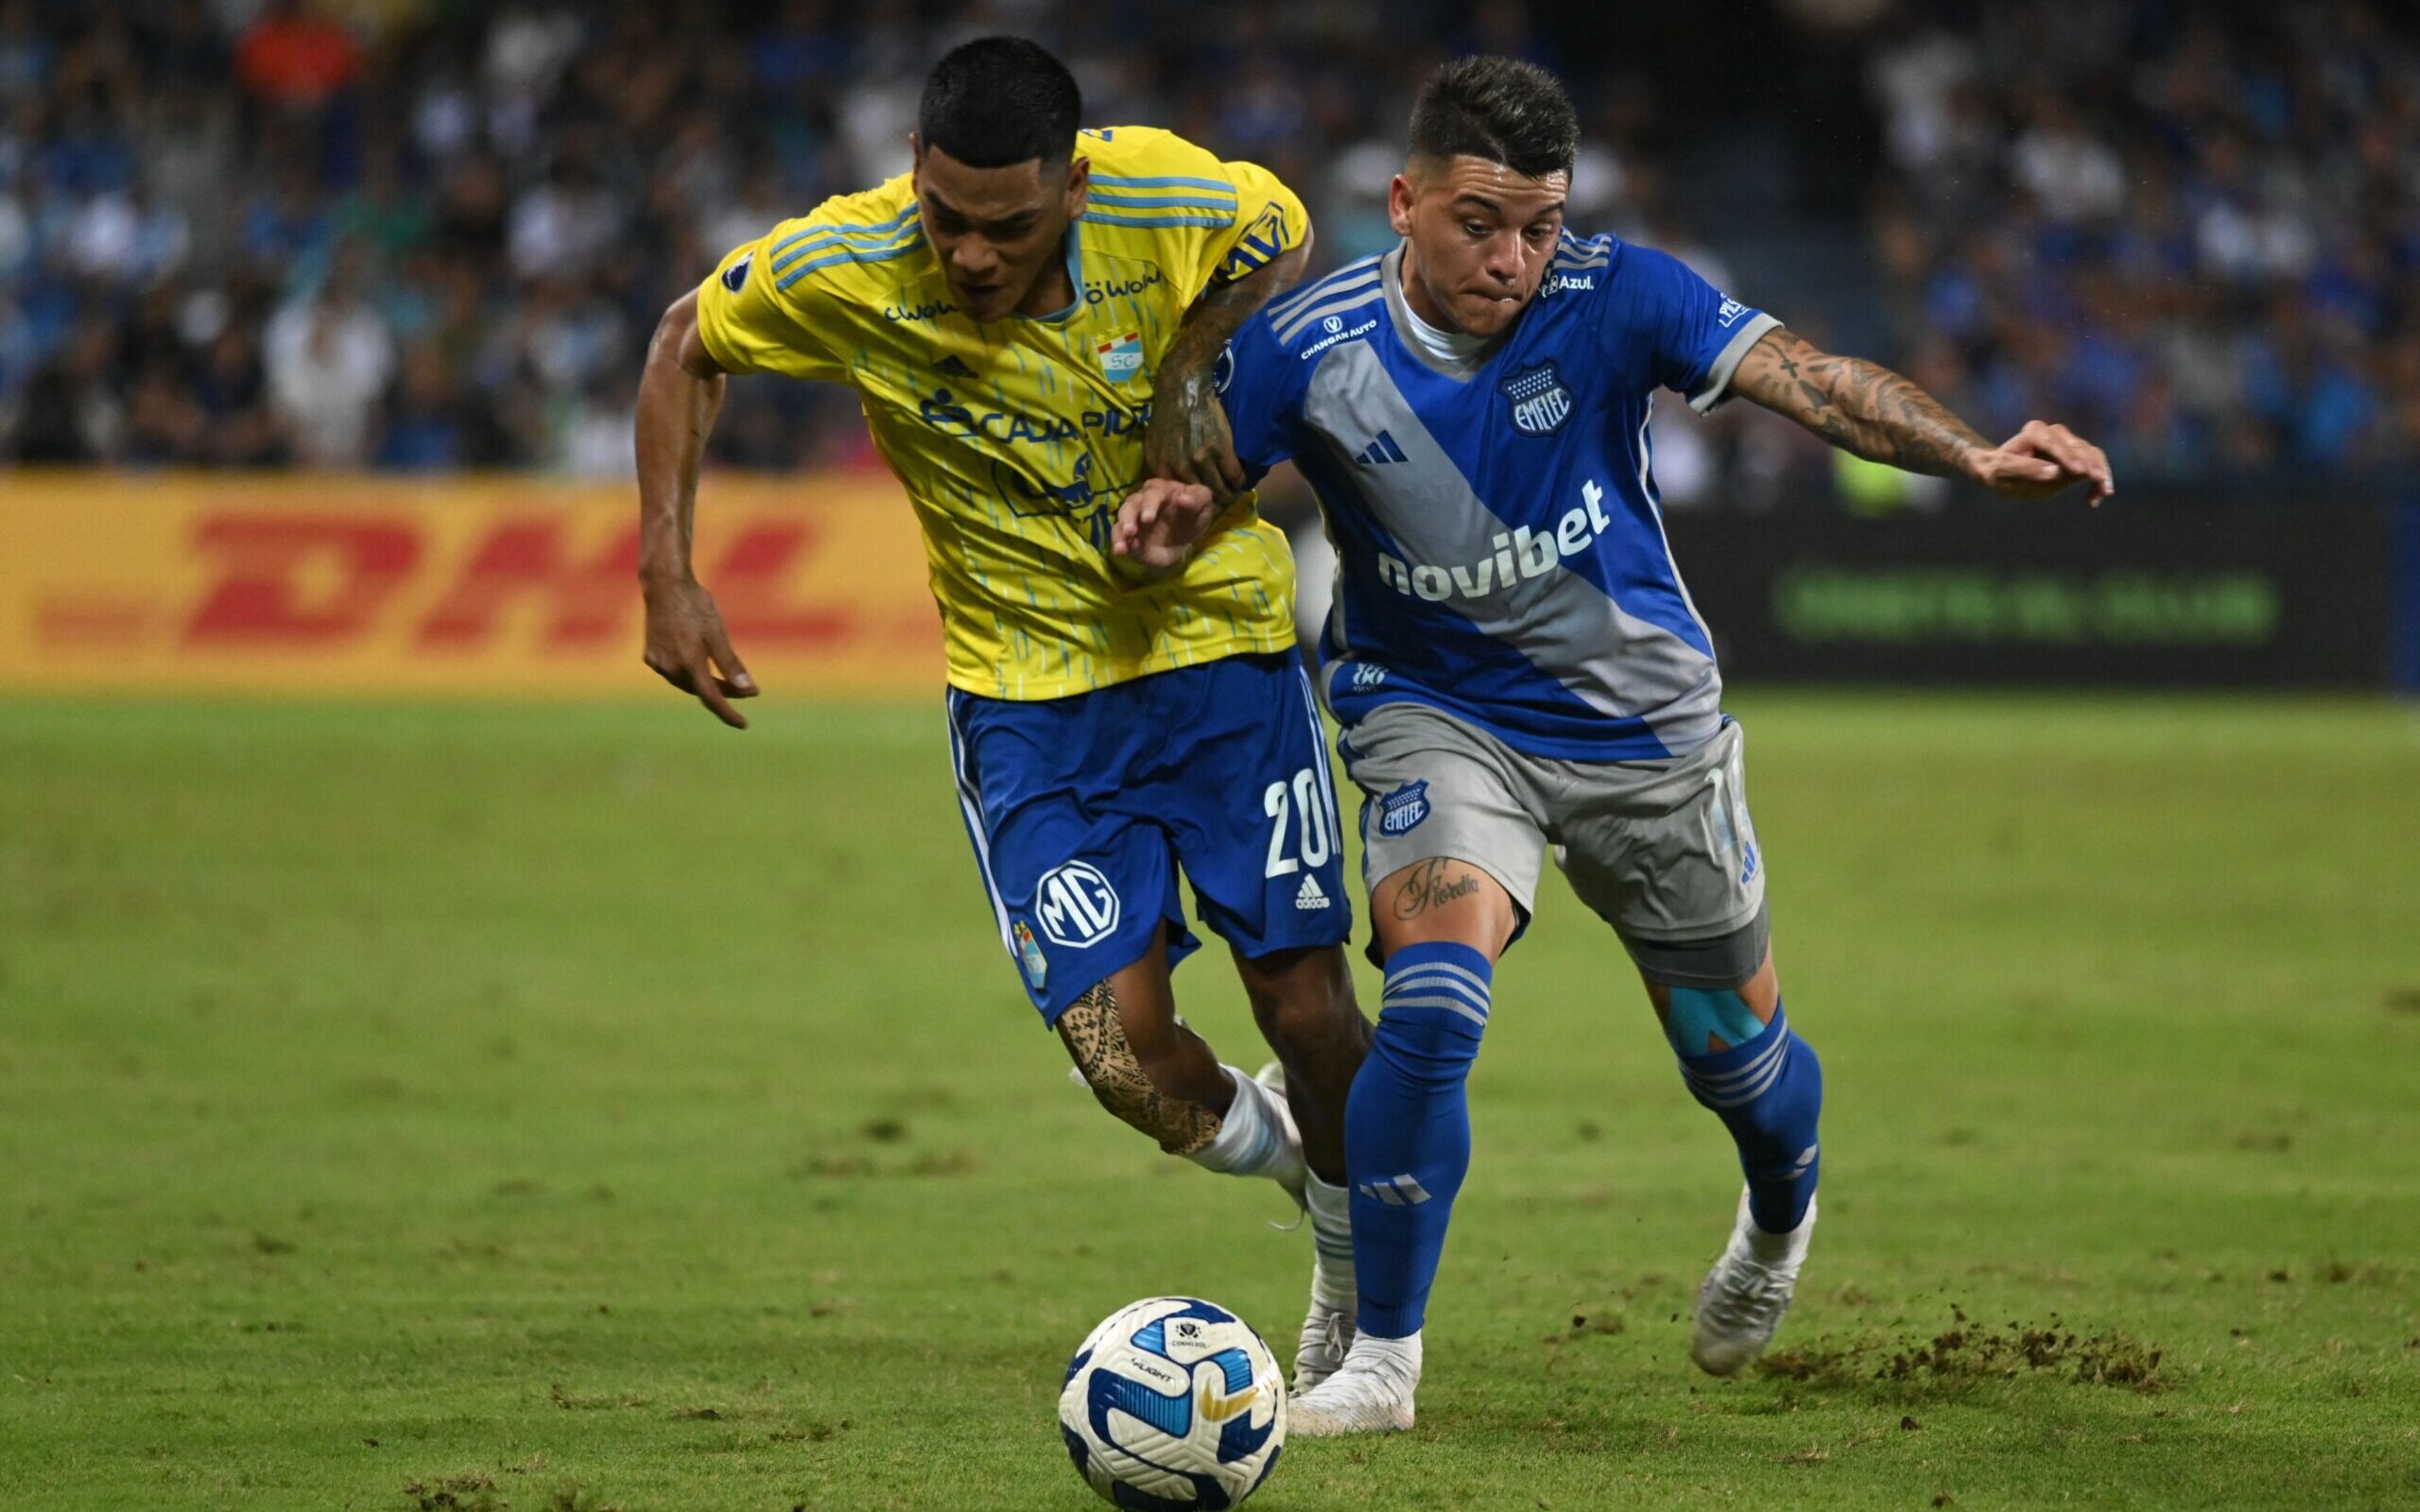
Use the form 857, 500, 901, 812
1369, 856, 1519, 963
1056, 986, 1224, 1154
1054, 931, 1235, 1155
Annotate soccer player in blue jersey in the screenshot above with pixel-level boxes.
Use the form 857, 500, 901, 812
1115, 56, 2113, 1434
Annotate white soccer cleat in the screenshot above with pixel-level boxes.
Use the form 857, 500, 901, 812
1288, 1332, 1420, 1436
1253, 1060, 1307, 1210
1691, 1187, 1817, 1377
1293, 1281, 1357, 1394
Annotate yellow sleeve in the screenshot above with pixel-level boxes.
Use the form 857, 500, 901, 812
1201, 155, 1308, 289
693, 223, 856, 384
1083, 127, 1308, 302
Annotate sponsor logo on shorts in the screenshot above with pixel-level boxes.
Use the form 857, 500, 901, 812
1012, 919, 1048, 988
1377, 779, 1429, 837
720, 252, 752, 292
1294, 873, 1330, 911
1036, 860, 1121, 948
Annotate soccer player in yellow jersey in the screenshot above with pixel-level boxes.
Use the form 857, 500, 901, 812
633, 37, 1372, 1388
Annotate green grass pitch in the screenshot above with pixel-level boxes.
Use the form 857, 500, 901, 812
4, 692, 2417, 1510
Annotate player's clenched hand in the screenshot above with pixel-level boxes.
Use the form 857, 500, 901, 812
1143, 376, 1248, 501
641, 576, 757, 729
1112, 478, 1221, 574
1967, 421, 2115, 506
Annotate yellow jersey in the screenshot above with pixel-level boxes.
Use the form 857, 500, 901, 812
695, 126, 1308, 700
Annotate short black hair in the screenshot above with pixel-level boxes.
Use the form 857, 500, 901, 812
1408, 56, 1580, 180
918, 36, 1081, 171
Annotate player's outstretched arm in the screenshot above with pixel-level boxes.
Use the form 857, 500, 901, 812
636, 289, 758, 730
1729, 327, 2114, 505
1144, 230, 1313, 500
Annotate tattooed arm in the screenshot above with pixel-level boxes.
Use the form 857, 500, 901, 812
1728, 327, 2115, 504
1144, 230, 1313, 500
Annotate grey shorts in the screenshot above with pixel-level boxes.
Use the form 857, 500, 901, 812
1340, 702, 1770, 987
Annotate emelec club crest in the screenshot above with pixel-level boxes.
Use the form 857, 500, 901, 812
1500, 361, 1573, 437
1378, 780, 1430, 836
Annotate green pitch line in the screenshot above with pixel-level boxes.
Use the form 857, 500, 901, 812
2, 693, 2416, 1509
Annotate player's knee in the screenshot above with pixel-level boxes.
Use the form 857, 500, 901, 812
1631, 906, 1773, 1056
1236, 947, 1365, 1054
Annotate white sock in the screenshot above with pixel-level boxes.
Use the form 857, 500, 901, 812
1347, 1329, 1423, 1381
1184, 1065, 1282, 1176
1305, 1173, 1356, 1311
1745, 1195, 1816, 1265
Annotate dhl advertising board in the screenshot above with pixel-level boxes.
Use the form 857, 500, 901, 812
0, 473, 942, 696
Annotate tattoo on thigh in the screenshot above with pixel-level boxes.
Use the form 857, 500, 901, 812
1392, 857, 1483, 920
1057, 984, 1220, 1156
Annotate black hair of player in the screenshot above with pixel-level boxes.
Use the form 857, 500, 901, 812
918, 36, 1082, 173
1408, 56, 1580, 180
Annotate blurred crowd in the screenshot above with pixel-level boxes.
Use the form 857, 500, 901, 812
0, 0, 2411, 488
1863, 0, 2420, 480
0, 0, 1612, 476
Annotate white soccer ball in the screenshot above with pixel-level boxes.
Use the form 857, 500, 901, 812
1058, 1296, 1288, 1509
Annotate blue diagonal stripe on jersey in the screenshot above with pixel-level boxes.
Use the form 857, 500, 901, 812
775, 234, 926, 288
771, 224, 922, 276
769, 205, 920, 259
1086, 190, 1241, 210
1088, 173, 1236, 193
1080, 211, 1233, 229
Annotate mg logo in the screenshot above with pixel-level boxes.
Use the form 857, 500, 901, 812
1035, 860, 1121, 948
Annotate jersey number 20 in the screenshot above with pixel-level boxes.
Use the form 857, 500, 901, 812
1263, 766, 1341, 879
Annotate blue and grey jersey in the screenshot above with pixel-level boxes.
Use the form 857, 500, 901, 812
1219, 234, 1778, 762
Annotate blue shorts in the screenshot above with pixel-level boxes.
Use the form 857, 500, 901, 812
945, 652, 1355, 1023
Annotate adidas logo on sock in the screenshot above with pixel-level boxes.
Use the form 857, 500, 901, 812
1294, 874, 1330, 910
1357, 1173, 1431, 1206
1355, 430, 1408, 466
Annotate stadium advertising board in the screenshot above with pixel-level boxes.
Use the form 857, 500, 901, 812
1665, 493, 2409, 689
0, 473, 942, 696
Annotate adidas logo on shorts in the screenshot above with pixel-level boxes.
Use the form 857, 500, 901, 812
1294, 874, 1330, 911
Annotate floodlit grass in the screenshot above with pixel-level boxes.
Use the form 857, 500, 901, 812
3, 693, 2417, 1509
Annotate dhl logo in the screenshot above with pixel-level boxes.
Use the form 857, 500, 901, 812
169, 513, 844, 649
0, 476, 942, 695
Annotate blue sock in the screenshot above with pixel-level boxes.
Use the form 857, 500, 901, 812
1345, 941, 1492, 1339
1675, 1003, 1823, 1234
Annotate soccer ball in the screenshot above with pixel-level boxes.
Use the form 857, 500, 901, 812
1058, 1296, 1287, 1509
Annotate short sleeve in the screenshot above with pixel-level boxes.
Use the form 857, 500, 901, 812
694, 229, 852, 384
1082, 128, 1308, 304
1216, 311, 1304, 480
1611, 245, 1780, 414
1199, 157, 1308, 289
